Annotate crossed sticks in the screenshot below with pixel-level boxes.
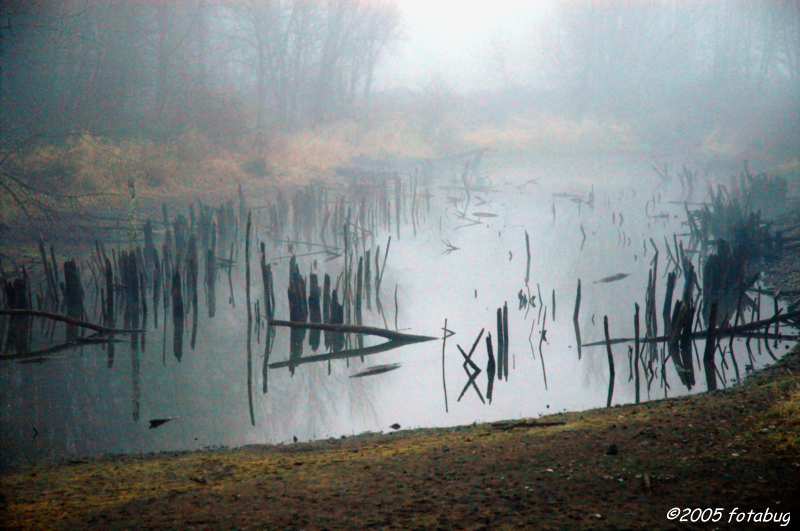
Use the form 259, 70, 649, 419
457, 328, 485, 404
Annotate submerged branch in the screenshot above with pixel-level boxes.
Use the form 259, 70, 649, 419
268, 338, 414, 369
1, 336, 124, 362
267, 319, 437, 342
0, 309, 144, 335
582, 309, 800, 348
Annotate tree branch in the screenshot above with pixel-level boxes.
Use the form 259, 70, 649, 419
0, 309, 144, 334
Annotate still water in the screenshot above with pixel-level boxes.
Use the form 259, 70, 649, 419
1, 154, 793, 469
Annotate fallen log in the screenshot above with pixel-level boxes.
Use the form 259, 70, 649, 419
267, 319, 437, 343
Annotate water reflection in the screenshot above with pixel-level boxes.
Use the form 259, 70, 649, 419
2, 155, 797, 469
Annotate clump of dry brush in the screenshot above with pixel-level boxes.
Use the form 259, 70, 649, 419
686, 163, 793, 325
687, 163, 789, 259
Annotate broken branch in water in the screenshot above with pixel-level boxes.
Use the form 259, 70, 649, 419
573, 278, 582, 359
442, 319, 451, 413
604, 315, 616, 408
272, 238, 340, 252
524, 230, 531, 285
267, 319, 436, 342
376, 236, 391, 295
442, 239, 460, 255
0, 309, 144, 335
149, 417, 180, 429
2, 336, 125, 362
269, 249, 340, 261
581, 308, 800, 347
350, 363, 401, 378
269, 338, 413, 368
454, 219, 482, 230
594, 272, 631, 284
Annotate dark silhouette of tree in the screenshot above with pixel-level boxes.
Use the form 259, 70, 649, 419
1, 0, 402, 140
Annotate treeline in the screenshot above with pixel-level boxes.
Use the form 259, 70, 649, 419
0, 0, 401, 140
539, 0, 800, 147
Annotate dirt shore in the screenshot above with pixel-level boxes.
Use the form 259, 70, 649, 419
2, 341, 799, 530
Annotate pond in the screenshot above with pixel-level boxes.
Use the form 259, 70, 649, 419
1, 153, 795, 469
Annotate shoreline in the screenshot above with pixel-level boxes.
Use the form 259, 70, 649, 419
2, 157, 799, 529
2, 344, 798, 529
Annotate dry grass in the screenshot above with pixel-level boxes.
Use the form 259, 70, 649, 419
67, 132, 244, 195
766, 372, 800, 452
0, 115, 446, 230
269, 117, 437, 183
2, 112, 449, 222
5, 105, 792, 229
463, 112, 637, 155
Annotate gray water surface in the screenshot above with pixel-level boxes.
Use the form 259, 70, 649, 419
2, 155, 793, 469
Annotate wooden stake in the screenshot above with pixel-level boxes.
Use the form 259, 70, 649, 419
496, 307, 504, 380
604, 315, 615, 407
703, 300, 719, 391
524, 230, 531, 285
634, 303, 640, 404
573, 279, 582, 359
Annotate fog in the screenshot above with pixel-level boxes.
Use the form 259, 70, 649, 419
1, 0, 799, 467
1, 0, 798, 164
377, 0, 547, 91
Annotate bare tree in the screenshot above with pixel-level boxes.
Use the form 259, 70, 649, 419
486, 33, 513, 91
2, 0, 402, 148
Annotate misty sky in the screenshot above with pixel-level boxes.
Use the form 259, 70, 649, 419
377, 0, 552, 92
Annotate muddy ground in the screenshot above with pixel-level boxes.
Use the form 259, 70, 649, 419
1, 340, 799, 530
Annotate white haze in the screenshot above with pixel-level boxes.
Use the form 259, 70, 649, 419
377, 0, 551, 91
